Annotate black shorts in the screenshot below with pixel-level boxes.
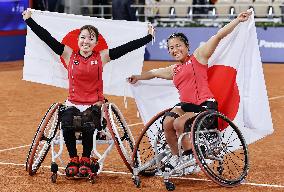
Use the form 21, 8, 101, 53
175, 100, 218, 113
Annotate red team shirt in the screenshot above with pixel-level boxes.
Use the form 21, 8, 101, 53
67, 51, 104, 105
173, 55, 214, 105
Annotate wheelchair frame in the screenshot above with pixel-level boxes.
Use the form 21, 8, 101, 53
25, 101, 135, 183
131, 108, 249, 191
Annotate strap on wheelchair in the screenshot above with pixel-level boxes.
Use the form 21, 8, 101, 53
164, 111, 180, 119
201, 100, 218, 111
184, 116, 197, 132
181, 100, 218, 113
160, 111, 180, 127
61, 105, 104, 132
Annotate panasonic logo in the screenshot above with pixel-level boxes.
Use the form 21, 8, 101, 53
259, 40, 284, 48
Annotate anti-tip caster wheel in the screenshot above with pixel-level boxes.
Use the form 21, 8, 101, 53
133, 177, 141, 188
165, 181, 175, 191
51, 173, 57, 183
88, 173, 96, 184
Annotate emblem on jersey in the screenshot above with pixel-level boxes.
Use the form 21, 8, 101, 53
174, 65, 182, 75
91, 60, 98, 65
186, 60, 191, 65
74, 60, 79, 65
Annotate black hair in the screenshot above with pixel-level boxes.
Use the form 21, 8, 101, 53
80, 25, 99, 41
167, 32, 189, 48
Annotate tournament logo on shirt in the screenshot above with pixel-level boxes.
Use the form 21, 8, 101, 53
185, 60, 191, 65
173, 65, 182, 75
91, 60, 98, 65
74, 60, 79, 65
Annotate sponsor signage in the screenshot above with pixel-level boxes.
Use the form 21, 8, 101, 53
146, 27, 284, 63
0, 0, 29, 31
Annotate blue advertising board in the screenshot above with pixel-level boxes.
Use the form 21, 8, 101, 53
0, 0, 29, 31
0, 0, 29, 61
146, 27, 284, 63
257, 28, 284, 63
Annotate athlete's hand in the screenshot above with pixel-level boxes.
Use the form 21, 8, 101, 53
22, 9, 32, 20
127, 75, 139, 84
147, 23, 155, 37
237, 10, 252, 22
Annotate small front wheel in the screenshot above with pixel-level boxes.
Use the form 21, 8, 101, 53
133, 177, 141, 188
51, 173, 57, 183
165, 181, 175, 191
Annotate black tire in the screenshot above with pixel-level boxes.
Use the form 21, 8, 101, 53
191, 111, 249, 187
165, 181, 175, 191
51, 173, 57, 183
26, 103, 61, 176
105, 103, 135, 173
132, 108, 171, 176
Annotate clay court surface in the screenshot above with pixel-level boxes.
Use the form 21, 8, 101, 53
0, 60, 283, 192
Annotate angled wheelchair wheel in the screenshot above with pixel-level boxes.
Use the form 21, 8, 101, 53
132, 108, 170, 176
26, 103, 61, 176
105, 103, 136, 173
191, 111, 249, 187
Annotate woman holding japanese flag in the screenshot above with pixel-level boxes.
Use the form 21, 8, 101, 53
128, 10, 252, 169
22, 9, 154, 178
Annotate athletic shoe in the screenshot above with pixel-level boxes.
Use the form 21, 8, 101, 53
65, 156, 79, 177
78, 157, 92, 177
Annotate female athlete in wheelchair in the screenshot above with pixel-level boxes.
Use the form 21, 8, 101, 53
22, 9, 154, 179
128, 11, 251, 190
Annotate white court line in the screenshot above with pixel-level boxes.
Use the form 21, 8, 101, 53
175, 176, 284, 188
1, 94, 283, 151
2, 94, 282, 154
2, 102, 284, 187
0, 144, 30, 153
269, 95, 284, 101
0, 161, 283, 189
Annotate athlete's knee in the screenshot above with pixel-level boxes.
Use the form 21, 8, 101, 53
163, 122, 173, 135
173, 118, 185, 134
162, 117, 175, 133
183, 117, 194, 132
90, 105, 104, 130
81, 122, 95, 135
80, 105, 103, 133
162, 111, 180, 129
61, 107, 80, 132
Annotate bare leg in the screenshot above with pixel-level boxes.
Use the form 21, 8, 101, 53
173, 112, 196, 151
163, 108, 185, 155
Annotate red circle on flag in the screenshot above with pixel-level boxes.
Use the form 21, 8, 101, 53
208, 65, 240, 130
60, 29, 108, 68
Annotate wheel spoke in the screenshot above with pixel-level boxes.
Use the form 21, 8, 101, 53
26, 103, 60, 175
191, 111, 249, 186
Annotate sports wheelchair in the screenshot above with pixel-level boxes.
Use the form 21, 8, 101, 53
25, 101, 135, 183
131, 108, 249, 191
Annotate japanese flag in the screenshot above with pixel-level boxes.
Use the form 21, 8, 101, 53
130, 10, 273, 145
23, 9, 148, 96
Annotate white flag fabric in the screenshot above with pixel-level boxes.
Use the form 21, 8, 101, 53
130, 11, 273, 145
23, 10, 148, 97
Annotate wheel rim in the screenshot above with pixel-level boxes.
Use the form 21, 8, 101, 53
106, 103, 135, 172
132, 108, 170, 175
27, 103, 60, 175
191, 111, 249, 186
